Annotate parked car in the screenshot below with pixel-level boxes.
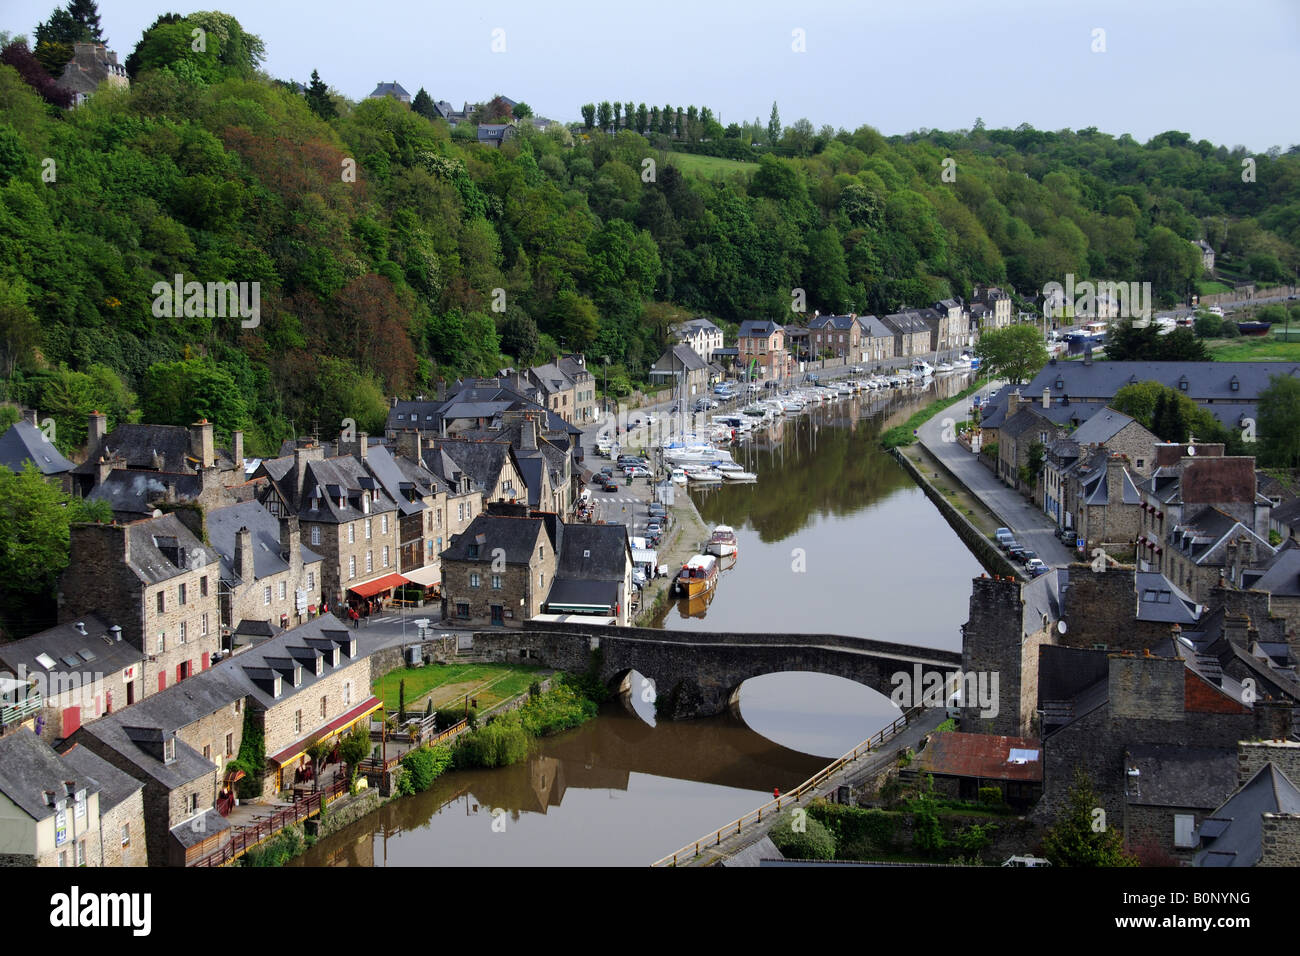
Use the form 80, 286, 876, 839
1019, 550, 1039, 566
625, 466, 651, 479
648, 502, 667, 517
995, 527, 1012, 541
999, 537, 1019, 553
602, 480, 619, 492
1025, 559, 1048, 576
591, 474, 609, 488
646, 521, 663, 537
1006, 545, 1028, 561
599, 466, 614, 476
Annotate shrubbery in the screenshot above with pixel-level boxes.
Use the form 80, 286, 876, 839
769, 810, 836, 861
453, 713, 530, 769
397, 743, 454, 794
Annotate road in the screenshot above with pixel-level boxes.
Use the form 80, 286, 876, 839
916, 380, 1076, 569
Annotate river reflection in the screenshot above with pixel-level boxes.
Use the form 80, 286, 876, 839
291, 699, 830, 867
654, 376, 983, 647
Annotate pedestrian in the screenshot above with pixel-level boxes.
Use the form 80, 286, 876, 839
773, 787, 781, 801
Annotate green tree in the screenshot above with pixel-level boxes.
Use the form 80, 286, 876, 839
501, 312, 539, 362
0, 275, 38, 378
0, 462, 111, 638
512, 100, 532, 120
304, 69, 336, 120
1258, 374, 1300, 468
974, 325, 1049, 384
65, 0, 104, 42
580, 103, 595, 130
411, 86, 436, 119
596, 101, 612, 131
142, 357, 248, 442
33, 7, 88, 76
635, 103, 648, 134
1041, 768, 1138, 867
339, 724, 370, 792
767, 101, 781, 145
769, 809, 836, 860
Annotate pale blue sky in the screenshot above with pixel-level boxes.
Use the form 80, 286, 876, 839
5, 0, 1298, 151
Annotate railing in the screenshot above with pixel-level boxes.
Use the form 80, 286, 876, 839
650, 707, 922, 867
192, 775, 349, 867
0, 693, 42, 731
358, 718, 470, 774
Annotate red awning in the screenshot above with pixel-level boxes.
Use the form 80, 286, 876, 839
269, 696, 383, 766
347, 573, 408, 598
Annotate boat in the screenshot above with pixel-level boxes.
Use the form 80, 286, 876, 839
706, 525, 738, 557
675, 554, 719, 597
952, 354, 972, 369
686, 468, 723, 483
720, 470, 758, 482
935, 362, 954, 374
1236, 321, 1272, 336
669, 468, 687, 484
910, 359, 935, 377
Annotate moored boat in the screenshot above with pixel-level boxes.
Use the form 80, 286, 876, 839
675, 553, 719, 596
706, 525, 738, 557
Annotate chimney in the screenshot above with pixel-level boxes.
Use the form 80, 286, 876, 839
1007, 389, 1022, 420
522, 416, 538, 451
437, 379, 447, 402
231, 430, 244, 469
1223, 612, 1250, 648
24, 407, 38, 426
235, 526, 255, 585
280, 515, 303, 583
87, 411, 108, 459
1083, 348, 1093, 366
95, 455, 114, 487
189, 419, 215, 469
294, 445, 312, 501
1042, 387, 1051, 409
1106, 455, 1126, 504
393, 430, 423, 467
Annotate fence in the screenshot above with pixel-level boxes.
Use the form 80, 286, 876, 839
359, 716, 470, 774
650, 708, 921, 867
192, 774, 348, 867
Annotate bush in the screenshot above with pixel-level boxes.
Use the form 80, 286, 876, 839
808, 802, 898, 860
398, 744, 454, 793
241, 827, 304, 867
769, 810, 836, 861
454, 713, 530, 769
1219, 319, 1240, 338
518, 680, 598, 737
978, 786, 1004, 807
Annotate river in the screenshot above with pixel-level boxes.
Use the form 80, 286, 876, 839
296, 373, 984, 866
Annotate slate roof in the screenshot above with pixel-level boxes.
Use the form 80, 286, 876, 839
1026, 361, 1299, 404
368, 81, 410, 99
0, 420, 74, 474
1124, 745, 1237, 809
1022, 567, 1065, 635
1169, 507, 1275, 567
1135, 571, 1202, 624
477, 123, 514, 143
171, 808, 231, 848
356, 445, 426, 518
545, 578, 618, 609
1252, 548, 1300, 599
205, 501, 322, 586
737, 320, 783, 338
652, 344, 708, 373
674, 318, 721, 335
119, 512, 221, 586
72, 424, 194, 474
528, 362, 575, 395
879, 311, 930, 335
1080, 457, 1143, 506
856, 315, 893, 338
0, 612, 142, 682
442, 514, 547, 565
557, 523, 630, 581
0, 729, 103, 821
257, 453, 398, 525
806, 314, 859, 332
1069, 408, 1139, 445
86, 469, 203, 520
430, 439, 513, 495
1194, 763, 1300, 867
909, 731, 1043, 782
58, 742, 143, 814
205, 615, 366, 711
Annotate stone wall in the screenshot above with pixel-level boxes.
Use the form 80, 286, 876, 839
100, 788, 147, 867
317, 787, 383, 839
1061, 565, 1138, 650
1237, 740, 1300, 788
1259, 814, 1300, 866
176, 703, 243, 782
960, 575, 1041, 737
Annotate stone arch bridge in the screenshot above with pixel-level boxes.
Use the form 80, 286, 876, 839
469, 622, 962, 719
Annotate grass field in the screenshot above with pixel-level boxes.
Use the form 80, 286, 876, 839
1206, 334, 1300, 362
374, 662, 542, 713
664, 151, 759, 178
1197, 280, 1233, 295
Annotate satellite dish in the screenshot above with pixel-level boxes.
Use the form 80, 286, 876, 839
1186, 445, 1196, 456
1057, 620, 1068, 634
152, 509, 163, 518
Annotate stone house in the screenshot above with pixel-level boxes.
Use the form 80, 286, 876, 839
903, 731, 1043, 808
856, 315, 895, 365
929, 299, 968, 352
1067, 451, 1144, 554
440, 504, 558, 627
671, 319, 724, 363
0, 613, 143, 744
367, 81, 410, 103
476, 123, 518, 147
1194, 239, 1215, 274
205, 501, 324, 645
806, 314, 861, 361
648, 343, 710, 400
1194, 756, 1300, 866
59, 741, 148, 867
736, 320, 789, 380
879, 311, 932, 358
997, 404, 1068, 492
55, 41, 128, 106
0, 729, 106, 867
526, 361, 580, 423
969, 285, 1012, 330
545, 522, 635, 626
1251, 548, 1300, 636
1122, 744, 1238, 863
59, 512, 223, 701
73, 416, 244, 498
558, 355, 598, 424
253, 444, 403, 609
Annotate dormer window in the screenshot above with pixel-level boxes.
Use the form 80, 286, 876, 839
1230, 376, 1240, 392
164, 736, 175, 763
1178, 376, 1188, 391
1055, 378, 1064, 390
363, 492, 371, 514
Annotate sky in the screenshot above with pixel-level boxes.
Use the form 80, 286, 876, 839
5, 0, 1299, 152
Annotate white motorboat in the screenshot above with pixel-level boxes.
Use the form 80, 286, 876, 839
910, 359, 935, 377
686, 468, 723, 483
670, 468, 687, 484
935, 362, 954, 374
720, 470, 757, 482
706, 525, 738, 557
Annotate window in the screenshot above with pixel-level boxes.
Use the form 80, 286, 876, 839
294, 710, 302, 733
349, 556, 356, 579
234, 699, 241, 715
179, 620, 187, 644
156, 592, 165, 615
343, 681, 352, 706
320, 696, 328, 718
308, 571, 315, 590
382, 515, 389, 534
263, 586, 272, 606
157, 633, 166, 653
178, 582, 187, 606
1136, 460, 1144, 470
121, 824, 130, 847
189, 793, 198, 813
200, 576, 208, 598
382, 546, 390, 567
225, 733, 233, 757
348, 524, 356, 544
538, 546, 544, 560
279, 581, 287, 601
366, 551, 373, 573
366, 518, 372, 540
311, 526, 321, 546
492, 575, 503, 589
458, 503, 465, 522
76, 840, 86, 867
1174, 814, 1196, 848
539, 572, 544, 588
470, 572, 481, 588
456, 602, 470, 619
203, 743, 211, 761
164, 737, 175, 762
